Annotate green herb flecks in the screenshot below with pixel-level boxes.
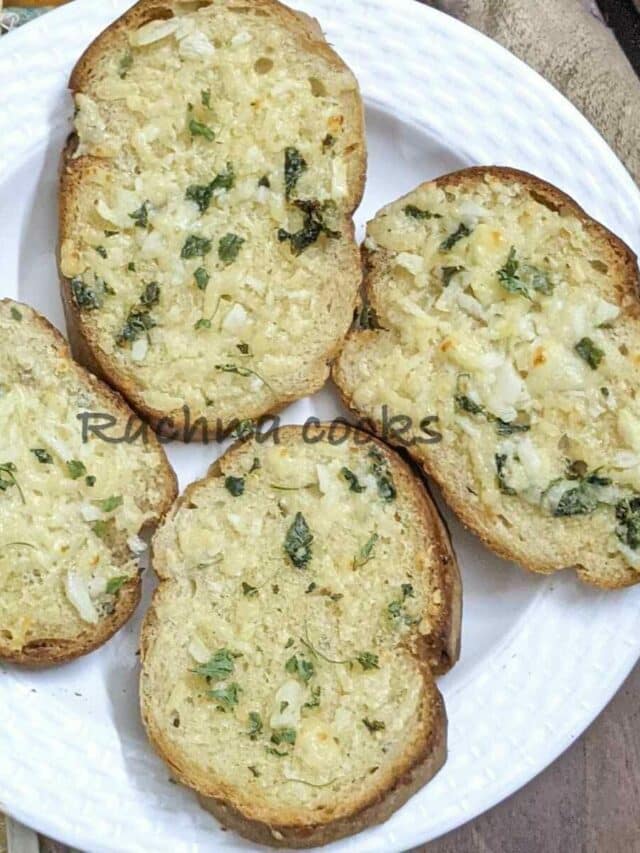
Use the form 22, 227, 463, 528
106, 576, 128, 595
128, 201, 150, 229
95, 245, 108, 259
356, 652, 379, 671
31, 449, 52, 464
340, 467, 365, 493
616, 496, 640, 550
271, 728, 296, 746
118, 51, 133, 79
278, 199, 340, 256
218, 233, 245, 264
10, 306, 22, 322
242, 581, 258, 597
70, 277, 102, 310
442, 265, 465, 287
575, 337, 604, 370
284, 511, 313, 569
404, 204, 442, 220
66, 459, 86, 480
214, 363, 273, 392
285, 654, 315, 683
247, 712, 263, 740
367, 448, 396, 502
209, 682, 240, 710
0, 463, 24, 504
497, 247, 553, 299
185, 163, 235, 213
363, 718, 385, 733
181, 234, 212, 259
225, 475, 245, 497
194, 267, 210, 290
354, 301, 386, 331
284, 146, 307, 198
98, 495, 123, 513
201, 89, 211, 108
192, 648, 236, 681
495, 453, 516, 496
440, 223, 471, 251
188, 118, 215, 141
353, 531, 378, 570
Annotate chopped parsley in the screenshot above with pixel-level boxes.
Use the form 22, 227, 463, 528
218, 233, 245, 264
270, 728, 297, 746
367, 448, 396, 502
95, 245, 108, 259
225, 475, 245, 496
355, 301, 386, 331
497, 247, 553, 298
442, 265, 465, 287
362, 718, 385, 733
242, 582, 258, 597
140, 281, 160, 307
340, 467, 365, 493
128, 201, 149, 229
66, 459, 87, 480
247, 711, 263, 740
194, 267, 210, 290
495, 453, 516, 496
99, 495, 122, 513
285, 654, 315, 683
201, 89, 211, 108
188, 118, 215, 141
404, 204, 441, 220
353, 531, 378, 569
303, 685, 321, 710
181, 235, 212, 259
575, 337, 604, 370
31, 449, 52, 464
209, 682, 240, 710
616, 496, 640, 550
278, 199, 340, 255
214, 363, 272, 391
192, 648, 236, 681
117, 306, 156, 346
356, 652, 379, 670
0, 463, 24, 503
85, 475, 96, 487
284, 146, 307, 198
10, 306, 22, 322
106, 576, 128, 595
440, 223, 471, 251
194, 318, 211, 330
70, 277, 102, 310
118, 51, 133, 79
284, 511, 313, 569
258, 175, 271, 188
322, 133, 336, 151
185, 163, 235, 213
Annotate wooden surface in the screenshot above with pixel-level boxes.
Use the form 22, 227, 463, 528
420, 662, 640, 852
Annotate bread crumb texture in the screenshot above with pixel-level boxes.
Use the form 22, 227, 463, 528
60, 0, 364, 430
0, 300, 175, 659
142, 427, 452, 835
335, 168, 640, 588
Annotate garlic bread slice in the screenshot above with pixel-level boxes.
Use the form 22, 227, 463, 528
0, 300, 176, 665
59, 0, 365, 437
334, 167, 640, 588
141, 426, 460, 846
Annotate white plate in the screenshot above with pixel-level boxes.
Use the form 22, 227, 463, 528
1, 1, 640, 850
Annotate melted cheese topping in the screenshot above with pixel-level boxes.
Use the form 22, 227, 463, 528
0, 302, 170, 650
145, 433, 443, 815
61, 0, 363, 423
338, 173, 640, 577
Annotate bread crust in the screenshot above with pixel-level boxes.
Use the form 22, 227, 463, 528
140, 425, 460, 845
0, 299, 178, 666
59, 0, 367, 440
333, 166, 640, 590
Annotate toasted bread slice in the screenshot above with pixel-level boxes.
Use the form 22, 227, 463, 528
334, 166, 640, 589
0, 300, 177, 665
141, 425, 460, 847
59, 0, 365, 439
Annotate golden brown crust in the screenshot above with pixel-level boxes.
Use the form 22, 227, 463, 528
333, 166, 640, 590
0, 299, 178, 666
140, 425, 459, 845
59, 0, 367, 440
